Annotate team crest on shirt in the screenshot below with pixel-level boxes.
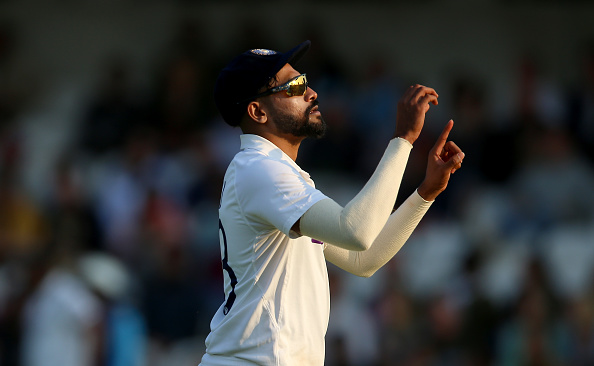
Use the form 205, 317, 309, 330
250, 49, 277, 56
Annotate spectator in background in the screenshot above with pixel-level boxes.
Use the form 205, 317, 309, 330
0, 21, 48, 257
510, 126, 594, 231
142, 245, 203, 365
352, 56, 405, 177
78, 252, 147, 366
374, 286, 424, 366
559, 293, 594, 365
78, 59, 141, 157
325, 268, 380, 366
149, 50, 206, 150
296, 27, 362, 177
457, 250, 499, 365
516, 54, 567, 130
91, 127, 156, 261
496, 284, 564, 366
0, 166, 49, 259
567, 40, 594, 164
20, 245, 103, 366
495, 258, 565, 366
46, 154, 103, 252
0, 251, 30, 365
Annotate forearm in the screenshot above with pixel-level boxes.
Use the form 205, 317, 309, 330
300, 137, 412, 251
324, 190, 432, 277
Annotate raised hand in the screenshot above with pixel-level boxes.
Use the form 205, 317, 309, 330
394, 84, 439, 144
417, 120, 464, 201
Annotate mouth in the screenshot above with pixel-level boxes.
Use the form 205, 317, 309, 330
309, 104, 320, 115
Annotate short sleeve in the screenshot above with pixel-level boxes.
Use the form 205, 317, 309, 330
236, 157, 329, 237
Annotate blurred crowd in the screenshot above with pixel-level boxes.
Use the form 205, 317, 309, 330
0, 17, 594, 366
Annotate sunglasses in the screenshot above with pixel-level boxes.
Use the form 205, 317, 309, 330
238, 74, 308, 104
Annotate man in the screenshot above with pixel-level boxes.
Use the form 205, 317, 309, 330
200, 40, 464, 365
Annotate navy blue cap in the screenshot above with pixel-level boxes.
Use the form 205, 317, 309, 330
214, 40, 311, 126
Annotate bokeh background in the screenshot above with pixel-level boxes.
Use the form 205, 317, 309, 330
1, 0, 594, 365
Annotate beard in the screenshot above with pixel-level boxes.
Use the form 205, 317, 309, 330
272, 101, 327, 139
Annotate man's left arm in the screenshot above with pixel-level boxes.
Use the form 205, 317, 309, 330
323, 190, 431, 277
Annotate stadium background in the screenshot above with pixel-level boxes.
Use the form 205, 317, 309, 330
1, 0, 594, 365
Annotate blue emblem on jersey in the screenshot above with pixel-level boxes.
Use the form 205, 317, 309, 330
250, 49, 277, 56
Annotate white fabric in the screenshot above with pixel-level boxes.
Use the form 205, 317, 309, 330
21, 269, 102, 366
300, 137, 413, 251
323, 190, 432, 277
201, 134, 330, 366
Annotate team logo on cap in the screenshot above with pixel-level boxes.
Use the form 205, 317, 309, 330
250, 49, 277, 56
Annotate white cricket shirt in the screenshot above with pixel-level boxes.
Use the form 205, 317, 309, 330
200, 134, 330, 366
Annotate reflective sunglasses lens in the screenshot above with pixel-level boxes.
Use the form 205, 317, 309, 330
286, 75, 307, 96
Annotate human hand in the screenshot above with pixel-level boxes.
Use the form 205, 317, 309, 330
417, 120, 464, 201
394, 84, 439, 144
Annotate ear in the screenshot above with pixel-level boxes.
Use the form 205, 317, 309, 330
246, 101, 268, 125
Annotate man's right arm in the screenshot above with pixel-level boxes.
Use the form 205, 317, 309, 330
296, 136, 413, 251
300, 120, 464, 276
292, 85, 439, 250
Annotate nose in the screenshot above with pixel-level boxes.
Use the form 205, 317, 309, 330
305, 86, 317, 102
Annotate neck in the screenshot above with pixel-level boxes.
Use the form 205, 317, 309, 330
239, 118, 306, 162
258, 131, 304, 161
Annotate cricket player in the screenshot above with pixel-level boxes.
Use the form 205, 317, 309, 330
199, 40, 464, 366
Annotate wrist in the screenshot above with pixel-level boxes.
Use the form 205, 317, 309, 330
392, 128, 417, 145
394, 133, 416, 145
417, 182, 440, 202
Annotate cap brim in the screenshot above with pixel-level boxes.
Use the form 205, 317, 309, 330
271, 40, 311, 77
286, 40, 311, 67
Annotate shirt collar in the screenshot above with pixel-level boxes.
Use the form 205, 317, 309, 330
239, 134, 305, 173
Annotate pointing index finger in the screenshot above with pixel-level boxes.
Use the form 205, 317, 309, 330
432, 120, 454, 153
